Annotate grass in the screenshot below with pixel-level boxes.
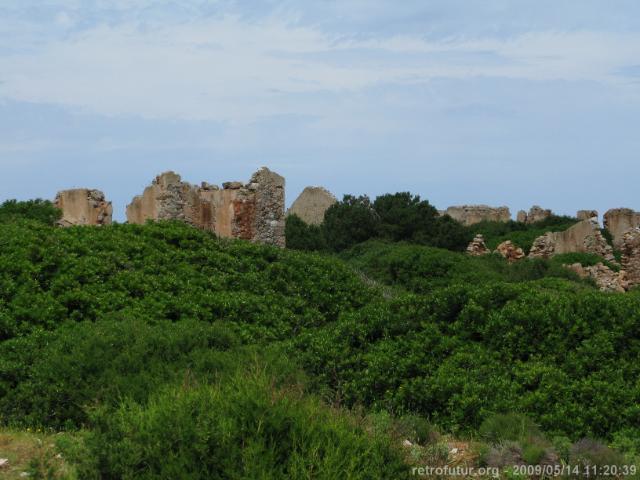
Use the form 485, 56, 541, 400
0, 429, 78, 479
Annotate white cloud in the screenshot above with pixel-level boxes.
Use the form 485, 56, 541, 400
1, 14, 639, 122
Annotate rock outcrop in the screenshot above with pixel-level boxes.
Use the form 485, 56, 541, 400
529, 218, 616, 263
54, 189, 112, 227
445, 205, 511, 226
287, 186, 337, 225
566, 263, 628, 293
126, 168, 285, 247
603, 208, 640, 249
577, 210, 598, 221
495, 241, 525, 262
621, 228, 640, 288
517, 206, 552, 224
466, 234, 490, 256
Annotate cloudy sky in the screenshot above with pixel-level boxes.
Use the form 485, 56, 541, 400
2, 0, 639, 220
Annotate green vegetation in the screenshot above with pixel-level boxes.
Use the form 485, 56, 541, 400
0, 199, 61, 226
0, 199, 638, 478
286, 193, 580, 254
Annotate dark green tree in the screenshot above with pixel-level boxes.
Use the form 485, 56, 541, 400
285, 214, 327, 251
322, 195, 380, 252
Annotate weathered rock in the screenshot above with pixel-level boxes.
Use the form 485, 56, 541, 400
577, 210, 598, 221
518, 205, 553, 224
287, 186, 337, 225
466, 234, 490, 256
126, 168, 285, 247
603, 208, 640, 249
621, 227, 640, 288
565, 263, 628, 293
517, 210, 527, 223
495, 240, 525, 262
529, 218, 616, 263
54, 189, 112, 227
445, 205, 511, 226
526, 205, 552, 224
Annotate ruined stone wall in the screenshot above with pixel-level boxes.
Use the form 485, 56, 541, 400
621, 228, 640, 288
603, 208, 640, 249
445, 205, 511, 226
517, 206, 552, 224
529, 218, 616, 263
126, 168, 285, 247
54, 189, 112, 227
287, 186, 337, 225
577, 210, 598, 221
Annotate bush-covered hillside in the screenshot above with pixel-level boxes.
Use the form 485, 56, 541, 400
0, 201, 638, 478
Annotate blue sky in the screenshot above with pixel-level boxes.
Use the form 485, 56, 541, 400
1, 1, 639, 221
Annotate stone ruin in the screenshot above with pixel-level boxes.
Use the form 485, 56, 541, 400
445, 205, 511, 226
126, 167, 285, 247
603, 208, 640, 249
621, 228, 640, 288
517, 206, 552, 224
466, 234, 490, 256
529, 218, 616, 263
577, 210, 598, 221
495, 240, 525, 263
287, 186, 337, 225
54, 189, 112, 227
565, 263, 628, 293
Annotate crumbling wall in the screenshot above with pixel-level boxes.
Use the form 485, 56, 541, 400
577, 210, 598, 221
529, 218, 616, 263
621, 228, 640, 288
517, 206, 552, 224
126, 167, 285, 247
54, 189, 112, 227
445, 205, 511, 226
287, 186, 337, 225
565, 263, 628, 293
603, 208, 640, 249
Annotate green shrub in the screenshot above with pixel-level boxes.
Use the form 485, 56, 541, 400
0, 318, 242, 428
0, 199, 62, 226
79, 369, 410, 479
285, 214, 327, 251
479, 413, 541, 443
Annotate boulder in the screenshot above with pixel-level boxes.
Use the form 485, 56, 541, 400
495, 241, 525, 262
54, 189, 112, 227
287, 186, 337, 225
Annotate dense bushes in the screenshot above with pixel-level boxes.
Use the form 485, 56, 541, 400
0, 220, 374, 341
77, 368, 409, 479
0, 199, 61, 225
0, 319, 242, 428
293, 282, 640, 442
340, 240, 586, 293
1, 214, 639, 474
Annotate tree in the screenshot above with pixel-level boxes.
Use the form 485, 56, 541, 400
322, 195, 380, 252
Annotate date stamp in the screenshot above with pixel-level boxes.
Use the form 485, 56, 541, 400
411, 464, 639, 477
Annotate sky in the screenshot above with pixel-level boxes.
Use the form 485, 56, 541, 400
1, 0, 640, 221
